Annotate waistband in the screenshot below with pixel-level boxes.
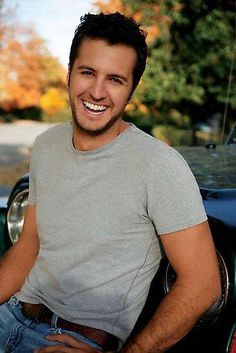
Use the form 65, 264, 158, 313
20, 301, 118, 351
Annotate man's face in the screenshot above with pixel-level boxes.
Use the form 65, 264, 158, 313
68, 38, 137, 135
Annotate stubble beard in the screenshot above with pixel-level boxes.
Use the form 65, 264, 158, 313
70, 102, 124, 137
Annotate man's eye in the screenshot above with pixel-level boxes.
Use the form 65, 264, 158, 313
111, 77, 123, 85
81, 71, 94, 76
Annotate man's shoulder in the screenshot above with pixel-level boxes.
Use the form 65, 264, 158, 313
130, 125, 189, 170
34, 122, 71, 145
130, 124, 174, 156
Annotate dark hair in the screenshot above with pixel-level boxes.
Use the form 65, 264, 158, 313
69, 12, 148, 93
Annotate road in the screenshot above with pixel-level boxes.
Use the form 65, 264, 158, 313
0, 121, 54, 146
0, 121, 55, 196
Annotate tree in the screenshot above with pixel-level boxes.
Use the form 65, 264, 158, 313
95, 0, 236, 143
168, 0, 236, 127
40, 87, 68, 116
0, 0, 67, 116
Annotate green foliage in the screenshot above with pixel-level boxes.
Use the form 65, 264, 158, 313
0, 106, 42, 122
123, 0, 235, 141
152, 125, 193, 146
170, 5, 235, 113
15, 107, 42, 120
124, 110, 157, 134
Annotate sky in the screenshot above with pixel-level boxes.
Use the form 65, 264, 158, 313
8, 0, 96, 68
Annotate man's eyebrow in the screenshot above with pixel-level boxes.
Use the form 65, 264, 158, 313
77, 65, 95, 71
77, 65, 128, 82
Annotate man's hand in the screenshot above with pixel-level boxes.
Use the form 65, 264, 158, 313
34, 334, 114, 353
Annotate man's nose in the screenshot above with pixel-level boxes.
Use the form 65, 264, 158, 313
89, 78, 106, 101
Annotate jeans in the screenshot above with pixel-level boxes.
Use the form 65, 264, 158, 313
0, 296, 103, 353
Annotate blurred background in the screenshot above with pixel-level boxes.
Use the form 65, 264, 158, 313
0, 0, 235, 194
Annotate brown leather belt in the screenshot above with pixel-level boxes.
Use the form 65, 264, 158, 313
20, 301, 118, 351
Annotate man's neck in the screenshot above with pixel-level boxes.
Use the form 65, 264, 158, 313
72, 120, 129, 151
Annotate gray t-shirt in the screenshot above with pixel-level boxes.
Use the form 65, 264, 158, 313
17, 122, 207, 344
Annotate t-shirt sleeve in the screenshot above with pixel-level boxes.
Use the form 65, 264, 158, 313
146, 146, 207, 235
28, 140, 37, 205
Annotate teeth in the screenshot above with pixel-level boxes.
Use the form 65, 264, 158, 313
84, 101, 106, 111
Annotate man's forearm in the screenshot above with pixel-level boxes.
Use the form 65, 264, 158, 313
121, 277, 221, 353
0, 205, 39, 304
0, 243, 38, 303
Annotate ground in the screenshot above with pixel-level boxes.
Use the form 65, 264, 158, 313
0, 120, 54, 196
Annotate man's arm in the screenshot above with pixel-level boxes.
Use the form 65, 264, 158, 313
121, 220, 221, 353
0, 205, 39, 304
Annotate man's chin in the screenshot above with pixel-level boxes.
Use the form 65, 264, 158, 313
73, 115, 121, 136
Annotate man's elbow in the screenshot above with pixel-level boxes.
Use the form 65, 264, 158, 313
206, 270, 222, 308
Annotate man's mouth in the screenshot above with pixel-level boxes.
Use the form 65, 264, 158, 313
83, 100, 107, 114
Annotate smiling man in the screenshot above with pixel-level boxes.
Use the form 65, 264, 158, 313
0, 12, 220, 353
69, 37, 136, 150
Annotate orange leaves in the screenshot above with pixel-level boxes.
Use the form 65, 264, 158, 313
0, 0, 67, 116
1, 37, 42, 110
94, 0, 161, 45
146, 25, 160, 45
0, 16, 66, 113
126, 100, 149, 114
0, 0, 68, 117
40, 88, 68, 115
94, 0, 125, 14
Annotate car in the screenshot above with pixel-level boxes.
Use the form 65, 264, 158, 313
0, 139, 235, 353
132, 142, 236, 353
